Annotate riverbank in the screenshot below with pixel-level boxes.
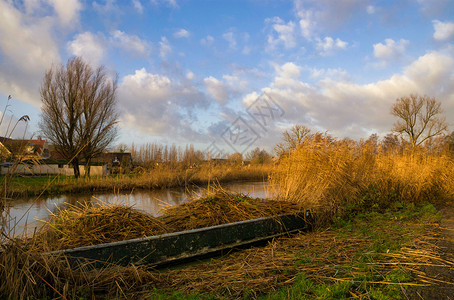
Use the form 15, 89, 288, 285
2, 164, 272, 198
2, 200, 451, 299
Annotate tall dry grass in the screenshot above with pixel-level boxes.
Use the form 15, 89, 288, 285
270, 133, 454, 220
6, 163, 273, 197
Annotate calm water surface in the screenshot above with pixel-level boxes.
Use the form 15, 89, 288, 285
6, 181, 274, 236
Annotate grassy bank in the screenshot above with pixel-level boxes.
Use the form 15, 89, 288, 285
3, 164, 272, 198
147, 202, 445, 299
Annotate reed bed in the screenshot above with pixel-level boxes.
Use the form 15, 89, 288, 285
271, 133, 454, 221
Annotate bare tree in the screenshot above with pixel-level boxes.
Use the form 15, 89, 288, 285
391, 94, 448, 149
40, 57, 118, 178
274, 124, 311, 157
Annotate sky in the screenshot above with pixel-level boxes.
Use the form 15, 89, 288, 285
0, 0, 453, 155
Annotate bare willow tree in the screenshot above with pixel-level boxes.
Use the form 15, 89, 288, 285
274, 124, 311, 157
40, 57, 118, 178
391, 94, 447, 149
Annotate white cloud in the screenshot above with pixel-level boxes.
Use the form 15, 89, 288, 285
294, 0, 368, 32
222, 31, 237, 49
201, 35, 214, 46
366, 5, 375, 14
186, 71, 195, 80
173, 28, 190, 38
67, 32, 106, 66
159, 36, 172, 59
204, 74, 249, 104
254, 51, 454, 139
433, 20, 454, 41
204, 76, 229, 104
316, 36, 348, 56
0, 1, 61, 106
272, 62, 310, 91
132, 0, 143, 14
47, 0, 82, 27
151, 0, 178, 8
309, 67, 348, 80
373, 38, 409, 62
267, 17, 297, 49
297, 9, 315, 40
111, 30, 151, 56
118, 68, 207, 138
223, 75, 248, 92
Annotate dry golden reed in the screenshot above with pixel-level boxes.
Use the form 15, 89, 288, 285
271, 132, 454, 219
160, 187, 303, 232
33, 202, 169, 251
24, 186, 303, 252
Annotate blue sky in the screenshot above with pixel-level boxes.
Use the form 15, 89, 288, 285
0, 0, 454, 154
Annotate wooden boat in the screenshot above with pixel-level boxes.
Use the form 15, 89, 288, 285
52, 210, 313, 267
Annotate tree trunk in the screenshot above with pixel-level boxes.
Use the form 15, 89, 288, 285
85, 159, 91, 177
72, 158, 80, 178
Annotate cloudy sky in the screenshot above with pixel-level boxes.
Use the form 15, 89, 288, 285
0, 0, 453, 154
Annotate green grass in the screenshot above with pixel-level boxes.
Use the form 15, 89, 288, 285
259, 203, 441, 300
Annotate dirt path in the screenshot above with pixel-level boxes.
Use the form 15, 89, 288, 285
413, 200, 454, 299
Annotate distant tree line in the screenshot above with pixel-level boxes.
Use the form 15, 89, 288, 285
128, 142, 273, 169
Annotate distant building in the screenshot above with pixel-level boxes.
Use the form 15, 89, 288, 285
0, 136, 49, 161
91, 152, 133, 173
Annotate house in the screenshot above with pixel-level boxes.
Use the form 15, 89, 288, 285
0, 137, 109, 176
90, 152, 133, 173
0, 136, 49, 161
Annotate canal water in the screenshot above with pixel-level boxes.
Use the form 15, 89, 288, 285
5, 181, 274, 236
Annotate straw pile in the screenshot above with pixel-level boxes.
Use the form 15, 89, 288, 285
161, 188, 303, 232
33, 202, 168, 251
30, 187, 303, 251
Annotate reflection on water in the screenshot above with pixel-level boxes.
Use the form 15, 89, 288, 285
6, 181, 274, 236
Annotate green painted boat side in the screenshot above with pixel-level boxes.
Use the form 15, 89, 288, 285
52, 211, 312, 267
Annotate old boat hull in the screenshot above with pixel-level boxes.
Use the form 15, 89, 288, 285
53, 211, 312, 267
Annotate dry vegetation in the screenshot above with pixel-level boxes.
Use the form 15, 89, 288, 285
27, 188, 303, 252
271, 132, 454, 222
1, 201, 449, 299
6, 163, 272, 197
